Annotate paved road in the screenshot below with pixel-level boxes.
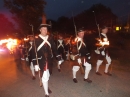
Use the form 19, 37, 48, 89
0, 52, 130, 97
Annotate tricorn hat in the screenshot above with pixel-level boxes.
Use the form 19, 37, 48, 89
77, 27, 85, 33
38, 14, 51, 30
100, 26, 108, 30
38, 24, 51, 30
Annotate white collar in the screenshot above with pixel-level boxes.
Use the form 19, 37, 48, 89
101, 33, 107, 37
76, 37, 83, 42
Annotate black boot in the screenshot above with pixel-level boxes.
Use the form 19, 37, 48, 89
104, 72, 112, 76
96, 72, 102, 76
84, 78, 92, 83
45, 95, 49, 97
48, 88, 52, 94
73, 78, 78, 83
32, 76, 36, 80
58, 69, 61, 72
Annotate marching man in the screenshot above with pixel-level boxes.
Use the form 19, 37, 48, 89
26, 35, 36, 80
64, 36, 71, 61
95, 26, 112, 76
70, 28, 92, 83
56, 34, 65, 72
32, 23, 63, 97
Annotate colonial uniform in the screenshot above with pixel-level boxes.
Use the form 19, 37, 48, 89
70, 28, 92, 83
26, 39, 36, 80
95, 26, 112, 76
19, 40, 26, 60
64, 38, 71, 60
32, 24, 62, 97
56, 34, 65, 71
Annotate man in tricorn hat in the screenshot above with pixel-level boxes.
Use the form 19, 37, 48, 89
31, 23, 62, 97
95, 26, 112, 76
56, 33, 65, 72
70, 27, 92, 83
25, 35, 36, 80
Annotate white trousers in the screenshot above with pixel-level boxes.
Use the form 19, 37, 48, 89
57, 59, 64, 69
96, 54, 112, 73
84, 62, 92, 79
30, 62, 35, 76
72, 62, 91, 79
42, 69, 50, 95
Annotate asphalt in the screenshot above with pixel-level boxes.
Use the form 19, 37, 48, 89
0, 51, 130, 97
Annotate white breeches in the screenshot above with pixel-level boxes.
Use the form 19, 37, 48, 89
30, 62, 35, 76
30, 62, 34, 70
84, 62, 92, 79
105, 54, 112, 73
96, 54, 112, 72
84, 62, 92, 70
42, 69, 50, 82
72, 63, 91, 79
106, 54, 111, 64
72, 66, 80, 72
57, 59, 64, 69
72, 66, 80, 78
41, 70, 50, 95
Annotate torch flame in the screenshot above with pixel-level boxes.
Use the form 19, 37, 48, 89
0, 38, 18, 53
96, 38, 109, 46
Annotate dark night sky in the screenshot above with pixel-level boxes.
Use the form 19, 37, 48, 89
45, 0, 130, 21
0, 0, 130, 22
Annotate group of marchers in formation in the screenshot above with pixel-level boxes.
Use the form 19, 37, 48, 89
18, 23, 112, 97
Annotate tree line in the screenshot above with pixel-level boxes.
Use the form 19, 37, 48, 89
2, 0, 117, 38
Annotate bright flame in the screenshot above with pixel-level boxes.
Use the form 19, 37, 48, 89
6, 38, 18, 51
24, 38, 29, 41
0, 39, 8, 45
0, 38, 18, 53
96, 38, 109, 46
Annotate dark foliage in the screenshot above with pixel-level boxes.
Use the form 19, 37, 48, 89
4, 0, 46, 35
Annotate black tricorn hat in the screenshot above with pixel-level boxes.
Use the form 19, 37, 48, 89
38, 24, 51, 30
77, 27, 85, 33
100, 26, 108, 30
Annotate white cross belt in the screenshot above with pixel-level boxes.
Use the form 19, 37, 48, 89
37, 34, 51, 51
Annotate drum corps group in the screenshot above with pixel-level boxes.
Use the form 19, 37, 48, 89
18, 23, 112, 97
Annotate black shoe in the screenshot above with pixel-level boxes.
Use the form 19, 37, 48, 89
32, 76, 36, 80
45, 95, 49, 97
48, 88, 52, 94
104, 72, 112, 76
84, 78, 92, 83
96, 72, 102, 76
58, 69, 61, 72
73, 78, 78, 83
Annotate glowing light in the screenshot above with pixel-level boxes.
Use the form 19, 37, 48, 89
6, 38, 18, 51
0, 38, 18, 53
116, 27, 119, 31
75, 37, 81, 42
35, 36, 38, 38
24, 38, 29, 41
96, 38, 109, 46
0, 49, 4, 52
